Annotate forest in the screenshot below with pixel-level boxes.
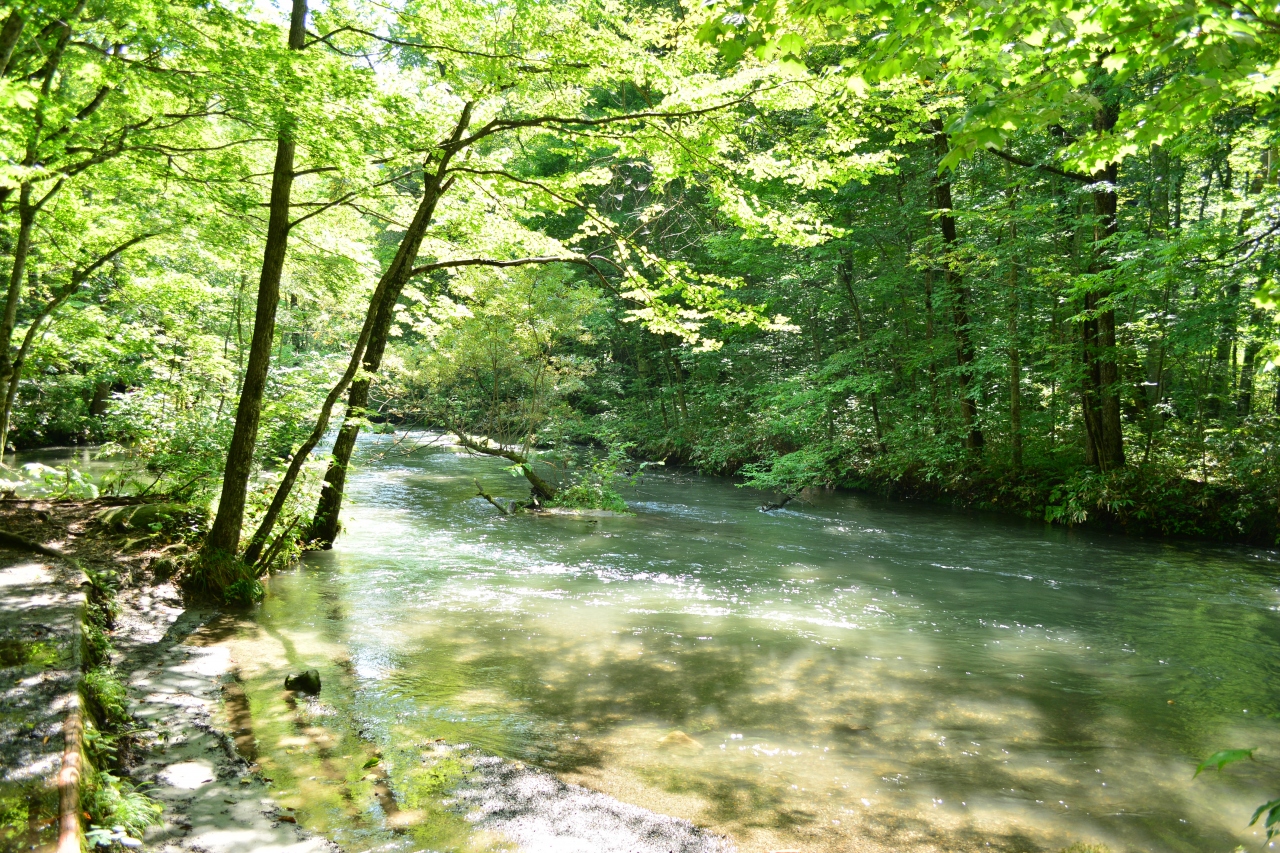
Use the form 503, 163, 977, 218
3, 1, 1280, 851
2, 0, 1279, 574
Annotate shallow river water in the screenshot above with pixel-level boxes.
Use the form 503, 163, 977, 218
205, 434, 1280, 853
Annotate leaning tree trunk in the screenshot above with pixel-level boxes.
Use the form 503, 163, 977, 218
306, 106, 473, 548
0, 187, 35, 425
452, 432, 558, 502
0, 233, 150, 452
1081, 102, 1125, 471
203, 0, 307, 558
932, 122, 984, 452
0, 10, 25, 76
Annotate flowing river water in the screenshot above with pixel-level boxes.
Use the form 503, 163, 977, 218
43, 437, 1280, 852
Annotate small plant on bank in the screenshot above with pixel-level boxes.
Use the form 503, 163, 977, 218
84, 667, 131, 731
1195, 747, 1280, 843
0, 462, 100, 500
83, 770, 162, 849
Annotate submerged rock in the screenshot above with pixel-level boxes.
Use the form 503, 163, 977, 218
284, 669, 322, 694
656, 730, 703, 750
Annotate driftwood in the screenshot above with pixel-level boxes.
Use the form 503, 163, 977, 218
474, 480, 513, 515
452, 431, 558, 502
760, 495, 795, 512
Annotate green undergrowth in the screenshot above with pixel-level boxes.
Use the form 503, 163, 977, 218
732, 445, 1279, 546
546, 443, 653, 514
83, 768, 163, 848
78, 557, 164, 847
182, 550, 264, 607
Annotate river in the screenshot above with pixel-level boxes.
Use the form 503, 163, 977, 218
71, 434, 1280, 852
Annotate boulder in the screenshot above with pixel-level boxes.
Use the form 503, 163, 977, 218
284, 669, 321, 694
96, 502, 207, 534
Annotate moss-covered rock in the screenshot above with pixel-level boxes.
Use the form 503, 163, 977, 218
96, 502, 207, 535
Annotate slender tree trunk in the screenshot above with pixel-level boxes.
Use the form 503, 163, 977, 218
0, 301, 46, 448
1007, 226, 1023, 471
932, 122, 983, 452
1, 232, 150, 450
1209, 280, 1241, 417
924, 269, 940, 434
0, 11, 24, 77
306, 105, 474, 548
0, 187, 35, 407
242, 275, 387, 566
203, 0, 308, 558
1238, 309, 1265, 415
838, 251, 885, 451
1080, 102, 1126, 471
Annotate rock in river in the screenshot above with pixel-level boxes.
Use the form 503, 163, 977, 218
656, 730, 702, 750
284, 669, 321, 694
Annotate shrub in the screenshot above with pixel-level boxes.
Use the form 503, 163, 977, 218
83, 667, 130, 731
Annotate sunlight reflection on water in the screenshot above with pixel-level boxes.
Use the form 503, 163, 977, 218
220, 433, 1280, 853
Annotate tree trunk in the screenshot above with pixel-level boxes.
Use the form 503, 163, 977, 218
306, 105, 474, 548
0, 186, 35, 400
203, 0, 308, 558
1080, 102, 1125, 471
1007, 223, 1023, 470
1210, 278, 1241, 417
0, 10, 24, 77
837, 251, 885, 451
89, 381, 111, 416
932, 122, 983, 452
1237, 309, 1265, 416
924, 269, 940, 434
452, 431, 558, 502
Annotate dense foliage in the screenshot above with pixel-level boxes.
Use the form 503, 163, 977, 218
1, 0, 1278, 562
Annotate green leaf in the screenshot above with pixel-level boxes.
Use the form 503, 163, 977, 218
1250, 798, 1280, 828
776, 32, 806, 55
718, 39, 746, 62
362, 756, 380, 769
1194, 748, 1256, 777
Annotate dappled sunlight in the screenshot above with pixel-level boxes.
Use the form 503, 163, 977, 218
213, 435, 1280, 852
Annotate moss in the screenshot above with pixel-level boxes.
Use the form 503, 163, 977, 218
0, 637, 62, 669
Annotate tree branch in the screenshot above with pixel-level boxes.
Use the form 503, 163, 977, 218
985, 147, 1090, 183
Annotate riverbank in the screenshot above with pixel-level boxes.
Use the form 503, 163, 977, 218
0, 498, 338, 853
0, 497, 738, 853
